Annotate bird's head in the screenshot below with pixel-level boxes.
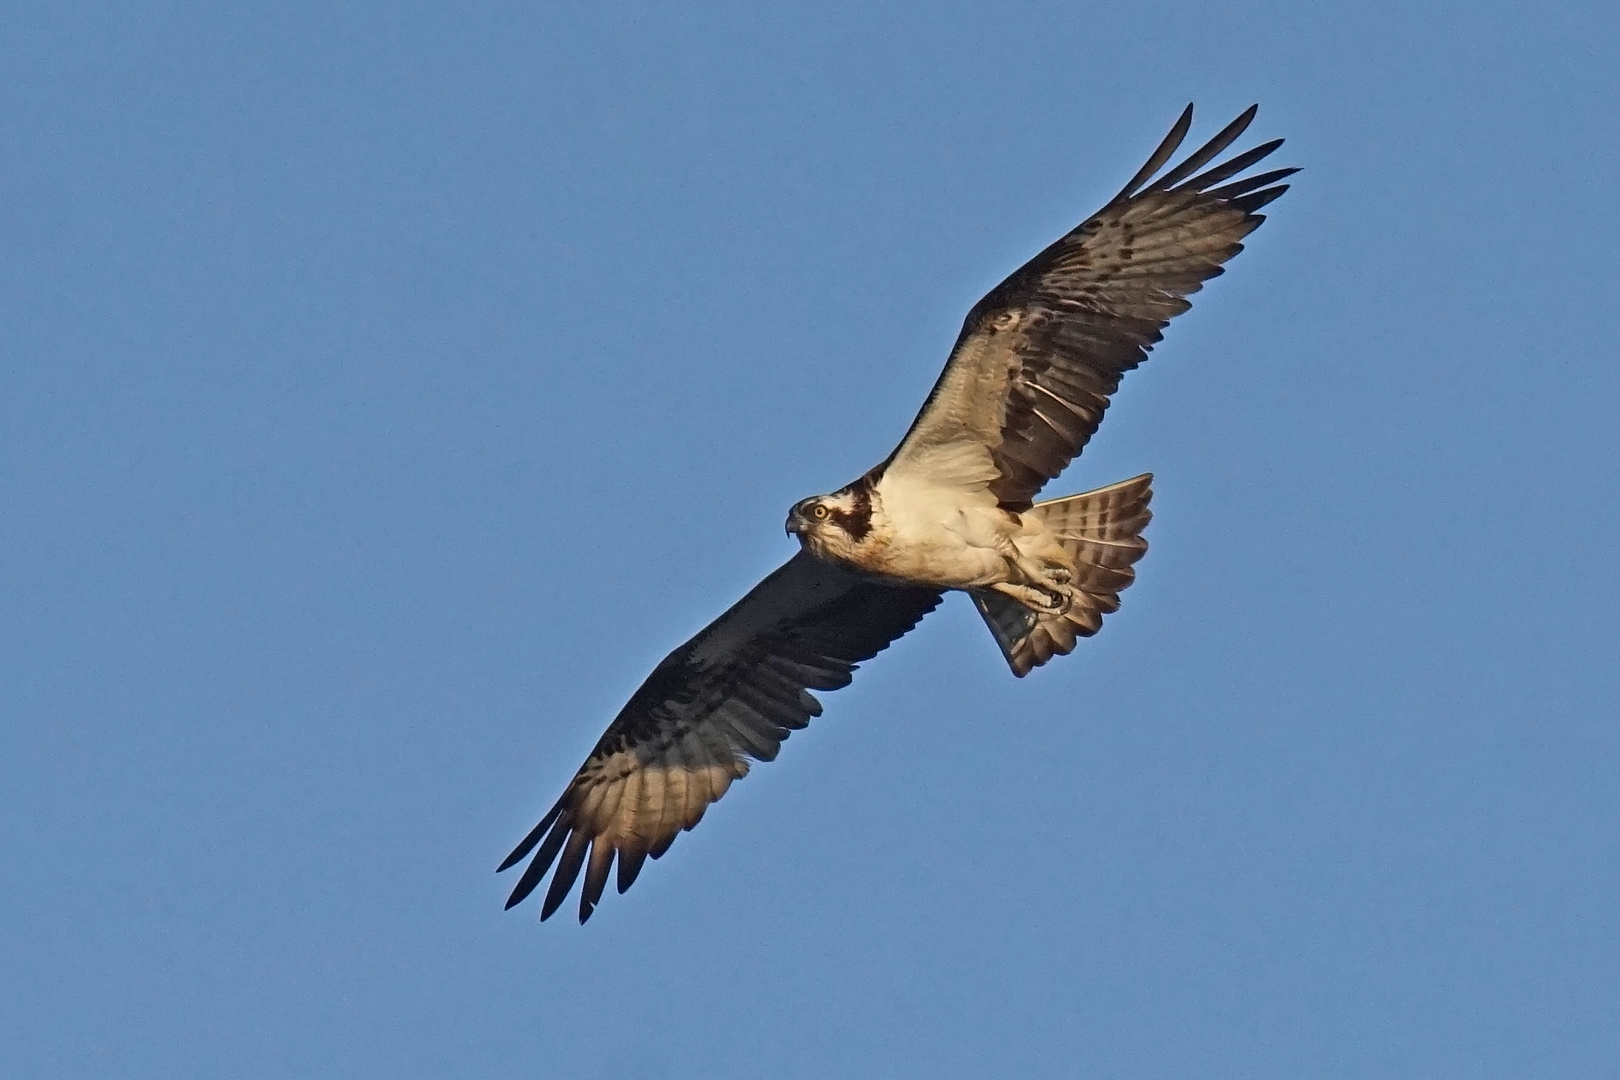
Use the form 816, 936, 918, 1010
784, 495, 835, 538
785, 483, 875, 559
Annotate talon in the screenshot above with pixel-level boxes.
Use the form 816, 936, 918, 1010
990, 581, 1068, 614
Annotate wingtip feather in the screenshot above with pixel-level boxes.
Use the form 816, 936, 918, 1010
1206, 166, 1300, 202
616, 847, 649, 894
578, 838, 615, 924
1107, 103, 1194, 205
1149, 104, 1261, 193
502, 813, 573, 909
539, 830, 591, 921
497, 798, 566, 873
1233, 185, 1291, 213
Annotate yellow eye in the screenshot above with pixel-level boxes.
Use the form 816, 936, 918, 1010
812, 504, 830, 520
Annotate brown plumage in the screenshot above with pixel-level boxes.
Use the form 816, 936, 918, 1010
972, 474, 1155, 676
501, 105, 1294, 922
891, 104, 1293, 509
499, 554, 940, 922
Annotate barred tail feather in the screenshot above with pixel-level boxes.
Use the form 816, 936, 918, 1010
974, 473, 1152, 676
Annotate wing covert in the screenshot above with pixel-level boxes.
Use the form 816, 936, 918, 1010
498, 552, 942, 923
888, 104, 1296, 506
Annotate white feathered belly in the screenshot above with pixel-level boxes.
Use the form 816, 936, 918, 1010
861, 525, 1010, 587
854, 479, 1027, 589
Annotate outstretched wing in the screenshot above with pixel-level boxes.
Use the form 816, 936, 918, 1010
499, 552, 942, 923
886, 104, 1297, 507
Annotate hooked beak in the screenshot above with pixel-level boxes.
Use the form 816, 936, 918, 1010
785, 512, 807, 537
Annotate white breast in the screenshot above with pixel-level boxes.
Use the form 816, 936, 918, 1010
869, 442, 1012, 588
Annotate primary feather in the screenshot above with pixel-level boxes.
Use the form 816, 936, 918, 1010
502, 105, 1294, 922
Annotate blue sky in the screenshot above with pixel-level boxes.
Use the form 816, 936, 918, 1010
4, 2, 1617, 1077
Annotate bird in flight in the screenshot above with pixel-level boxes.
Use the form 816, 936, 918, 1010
500, 104, 1295, 922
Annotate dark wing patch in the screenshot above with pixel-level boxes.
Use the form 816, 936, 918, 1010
498, 552, 942, 923
893, 105, 1296, 507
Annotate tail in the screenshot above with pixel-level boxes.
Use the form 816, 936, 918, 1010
973, 474, 1152, 677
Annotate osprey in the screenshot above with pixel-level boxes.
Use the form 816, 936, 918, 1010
501, 105, 1295, 922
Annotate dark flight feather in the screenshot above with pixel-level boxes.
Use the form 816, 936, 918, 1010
499, 552, 941, 922
501, 104, 1294, 925
891, 104, 1295, 508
